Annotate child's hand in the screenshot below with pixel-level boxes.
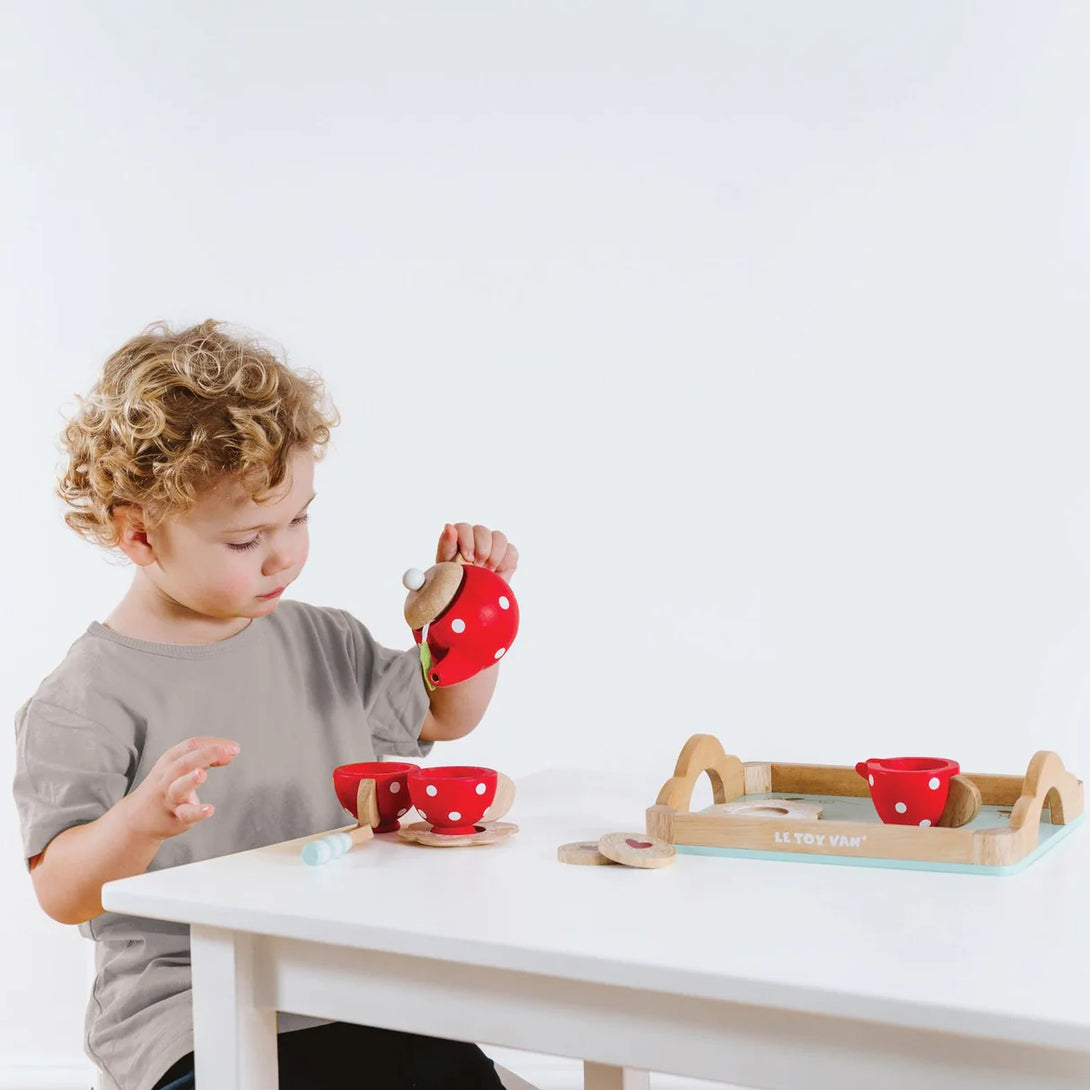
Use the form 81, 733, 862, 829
128, 736, 240, 842
437, 523, 519, 582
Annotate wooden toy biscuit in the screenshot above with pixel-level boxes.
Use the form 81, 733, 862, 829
557, 841, 616, 866
598, 832, 676, 869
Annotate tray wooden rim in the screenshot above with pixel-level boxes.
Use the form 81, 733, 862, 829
646, 734, 1084, 868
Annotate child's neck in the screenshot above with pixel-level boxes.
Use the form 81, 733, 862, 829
103, 576, 252, 646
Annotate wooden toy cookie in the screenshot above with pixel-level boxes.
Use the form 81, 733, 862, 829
598, 832, 676, 869
557, 841, 616, 866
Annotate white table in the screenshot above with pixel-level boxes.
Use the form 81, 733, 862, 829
102, 767, 1090, 1090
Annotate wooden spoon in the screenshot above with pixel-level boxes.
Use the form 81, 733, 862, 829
302, 779, 378, 865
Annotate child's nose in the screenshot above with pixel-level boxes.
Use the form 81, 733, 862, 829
263, 547, 295, 576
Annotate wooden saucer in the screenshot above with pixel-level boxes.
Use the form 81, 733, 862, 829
397, 821, 518, 847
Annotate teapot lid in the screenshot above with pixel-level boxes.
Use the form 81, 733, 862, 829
403, 561, 465, 630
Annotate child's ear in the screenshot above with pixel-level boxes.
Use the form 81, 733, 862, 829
113, 505, 156, 566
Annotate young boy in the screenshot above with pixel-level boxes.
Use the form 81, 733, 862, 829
13, 320, 518, 1090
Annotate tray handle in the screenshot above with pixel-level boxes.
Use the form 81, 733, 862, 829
655, 734, 745, 813
1008, 750, 1084, 831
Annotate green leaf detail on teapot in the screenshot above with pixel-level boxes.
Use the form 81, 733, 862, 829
419, 641, 436, 691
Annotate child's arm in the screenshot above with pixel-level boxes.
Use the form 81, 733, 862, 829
419, 522, 517, 742
30, 737, 239, 925
420, 664, 500, 741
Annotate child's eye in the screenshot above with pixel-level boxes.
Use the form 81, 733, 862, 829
226, 514, 307, 552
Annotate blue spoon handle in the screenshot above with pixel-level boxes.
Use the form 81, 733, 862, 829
301, 824, 373, 866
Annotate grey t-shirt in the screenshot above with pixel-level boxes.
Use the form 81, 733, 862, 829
12, 600, 432, 1090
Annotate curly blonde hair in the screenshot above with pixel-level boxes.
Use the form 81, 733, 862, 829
58, 319, 339, 549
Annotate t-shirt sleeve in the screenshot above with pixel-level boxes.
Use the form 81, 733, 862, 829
340, 612, 433, 760
13, 698, 135, 867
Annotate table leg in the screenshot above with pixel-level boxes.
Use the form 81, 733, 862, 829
583, 1063, 650, 1090
191, 924, 278, 1090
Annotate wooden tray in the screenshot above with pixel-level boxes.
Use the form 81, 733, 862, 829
646, 735, 1085, 875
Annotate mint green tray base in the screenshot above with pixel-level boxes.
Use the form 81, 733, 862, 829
678, 793, 1085, 875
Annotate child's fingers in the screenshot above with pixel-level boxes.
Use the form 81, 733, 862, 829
188, 736, 240, 766
471, 524, 492, 564
168, 745, 237, 783
439, 523, 516, 575
451, 523, 476, 562
481, 530, 508, 571
165, 736, 238, 760
163, 738, 240, 776
496, 542, 519, 582
435, 523, 460, 563
451, 522, 490, 563
166, 767, 206, 807
173, 801, 214, 825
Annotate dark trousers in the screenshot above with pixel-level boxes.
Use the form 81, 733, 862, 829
151, 1021, 505, 1089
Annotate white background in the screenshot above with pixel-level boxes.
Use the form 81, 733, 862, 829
2, 2, 1089, 1085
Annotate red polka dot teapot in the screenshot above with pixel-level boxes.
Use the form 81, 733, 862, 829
402, 559, 519, 688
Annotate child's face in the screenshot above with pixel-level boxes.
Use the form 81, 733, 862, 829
145, 448, 316, 621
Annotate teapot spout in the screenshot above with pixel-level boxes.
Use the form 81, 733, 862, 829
426, 648, 485, 688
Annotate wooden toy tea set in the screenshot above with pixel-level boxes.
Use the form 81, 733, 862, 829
301, 761, 519, 865
631, 733, 1085, 875
301, 556, 520, 866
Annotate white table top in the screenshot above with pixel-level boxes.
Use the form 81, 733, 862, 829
102, 767, 1090, 1052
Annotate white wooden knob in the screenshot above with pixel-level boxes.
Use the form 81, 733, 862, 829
402, 568, 426, 591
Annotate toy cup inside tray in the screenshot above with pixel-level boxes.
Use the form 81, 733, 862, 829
647, 734, 1084, 871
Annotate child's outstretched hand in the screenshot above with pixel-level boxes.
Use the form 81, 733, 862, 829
128, 736, 240, 841
437, 522, 519, 582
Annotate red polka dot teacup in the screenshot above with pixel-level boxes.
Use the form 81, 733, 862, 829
855, 757, 960, 827
408, 766, 498, 836
333, 761, 418, 833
